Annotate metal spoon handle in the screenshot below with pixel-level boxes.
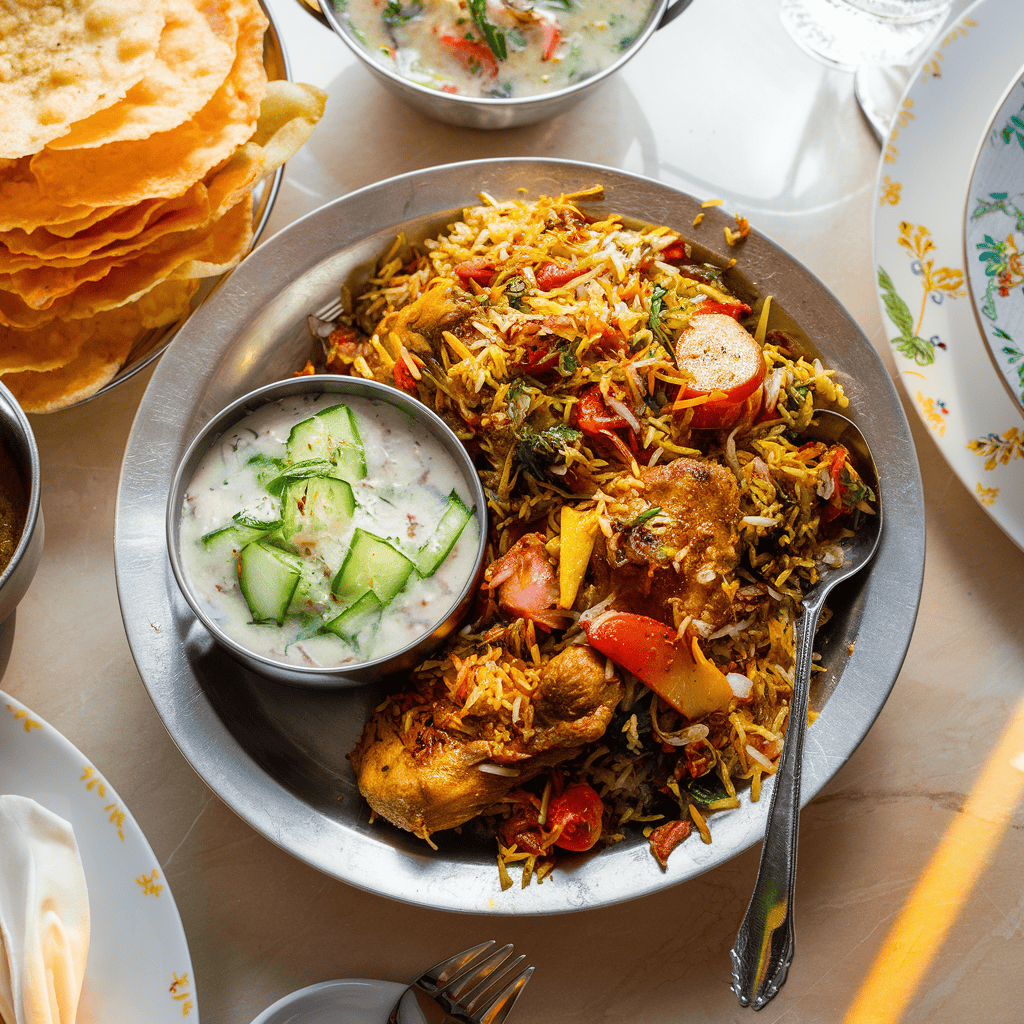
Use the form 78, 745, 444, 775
729, 595, 822, 1009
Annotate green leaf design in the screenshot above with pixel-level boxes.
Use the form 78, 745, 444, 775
877, 265, 935, 366
877, 266, 913, 335
894, 336, 936, 365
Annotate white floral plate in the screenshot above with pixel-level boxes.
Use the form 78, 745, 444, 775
964, 69, 1024, 416
0, 692, 198, 1023
872, 0, 1024, 551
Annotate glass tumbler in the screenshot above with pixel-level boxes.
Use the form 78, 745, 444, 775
780, 0, 955, 69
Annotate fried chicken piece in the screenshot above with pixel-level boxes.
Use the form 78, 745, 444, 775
590, 456, 741, 630
349, 645, 621, 841
377, 281, 478, 358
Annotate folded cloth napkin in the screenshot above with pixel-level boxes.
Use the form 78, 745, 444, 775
0, 795, 90, 1024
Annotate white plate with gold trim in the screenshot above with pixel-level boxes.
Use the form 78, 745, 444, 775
872, 0, 1024, 551
0, 691, 198, 1022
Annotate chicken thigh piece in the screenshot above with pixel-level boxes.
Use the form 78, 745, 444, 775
350, 645, 622, 841
589, 455, 742, 630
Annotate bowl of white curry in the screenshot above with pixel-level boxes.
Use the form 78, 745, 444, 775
299, 0, 695, 129
167, 375, 487, 687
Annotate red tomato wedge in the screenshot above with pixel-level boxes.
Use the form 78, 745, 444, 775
535, 261, 580, 291
575, 385, 631, 433
547, 783, 603, 851
674, 313, 767, 429
392, 357, 417, 393
454, 256, 496, 286
541, 23, 561, 62
439, 33, 499, 78
690, 300, 752, 320
648, 818, 692, 868
582, 612, 732, 720
659, 240, 688, 263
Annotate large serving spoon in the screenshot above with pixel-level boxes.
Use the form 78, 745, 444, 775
729, 409, 883, 1009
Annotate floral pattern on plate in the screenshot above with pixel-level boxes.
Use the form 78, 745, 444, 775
965, 74, 1024, 414
0, 692, 198, 1021
872, 0, 1024, 551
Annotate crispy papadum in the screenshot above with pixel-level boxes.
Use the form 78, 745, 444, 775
43, 0, 240, 151
0, 0, 327, 410
0, 0, 165, 159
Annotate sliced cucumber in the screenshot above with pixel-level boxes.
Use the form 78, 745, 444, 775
263, 458, 336, 497
322, 589, 383, 649
248, 453, 285, 489
286, 404, 366, 483
281, 475, 355, 540
331, 528, 414, 606
414, 491, 476, 576
238, 540, 303, 625
232, 508, 282, 530
201, 521, 278, 562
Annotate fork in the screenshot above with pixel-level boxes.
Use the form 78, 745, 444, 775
388, 941, 534, 1024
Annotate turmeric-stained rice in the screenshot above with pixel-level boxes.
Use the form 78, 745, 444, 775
310, 189, 875, 887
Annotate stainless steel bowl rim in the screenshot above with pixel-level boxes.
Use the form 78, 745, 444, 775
0, 385, 43, 598
319, 0, 687, 112
165, 374, 488, 685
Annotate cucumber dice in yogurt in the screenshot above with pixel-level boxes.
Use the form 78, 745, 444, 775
178, 392, 480, 669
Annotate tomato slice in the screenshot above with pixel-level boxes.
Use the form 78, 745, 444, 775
454, 256, 496, 286
674, 313, 766, 429
535, 261, 580, 291
648, 818, 692, 869
392, 356, 417, 393
690, 300, 752, 320
659, 240, 688, 263
438, 33, 499, 78
547, 783, 604, 851
541, 23, 561, 62
576, 386, 630, 434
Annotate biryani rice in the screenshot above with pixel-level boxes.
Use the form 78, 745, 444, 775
316, 189, 873, 887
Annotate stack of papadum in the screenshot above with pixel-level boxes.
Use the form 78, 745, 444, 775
0, 0, 327, 412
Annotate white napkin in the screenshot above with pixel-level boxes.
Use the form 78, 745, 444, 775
0, 795, 90, 1024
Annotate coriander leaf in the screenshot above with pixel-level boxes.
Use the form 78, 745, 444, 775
514, 423, 581, 480
382, 0, 423, 27
626, 506, 662, 527
467, 0, 507, 60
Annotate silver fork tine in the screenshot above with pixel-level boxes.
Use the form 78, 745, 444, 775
441, 944, 516, 1002
450, 952, 524, 1006
422, 940, 497, 992
471, 964, 534, 1024
389, 943, 532, 1024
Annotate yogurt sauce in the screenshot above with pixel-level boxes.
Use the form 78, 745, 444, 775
341, 0, 655, 99
178, 392, 481, 668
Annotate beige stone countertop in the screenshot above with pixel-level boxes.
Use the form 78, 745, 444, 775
2, 1, 1022, 1022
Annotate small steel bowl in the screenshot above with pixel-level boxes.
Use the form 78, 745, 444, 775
296, 0, 694, 129
166, 375, 488, 688
0, 382, 44, 627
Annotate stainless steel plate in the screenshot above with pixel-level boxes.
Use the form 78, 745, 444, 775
114, 158, 925, 915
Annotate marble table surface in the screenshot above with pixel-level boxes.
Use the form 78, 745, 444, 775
3, 0, 1022, 1022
